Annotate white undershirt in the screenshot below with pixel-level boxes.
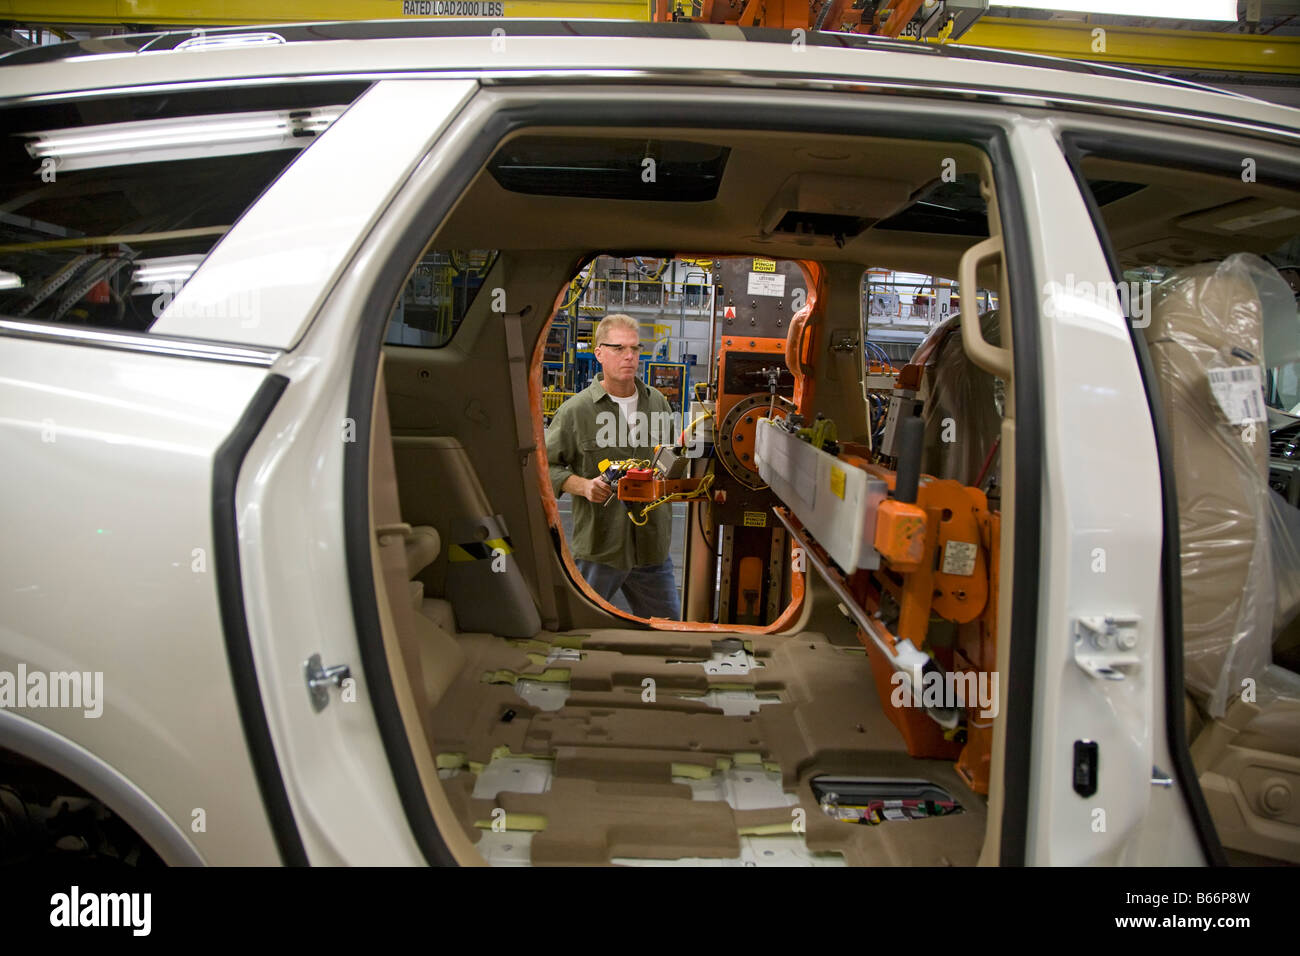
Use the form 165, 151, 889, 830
610, 392, 642, 445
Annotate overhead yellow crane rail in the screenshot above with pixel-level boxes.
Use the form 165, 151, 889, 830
0, 1, 652, 27
4, 4, 1297, 75
952, 17, 1300, 75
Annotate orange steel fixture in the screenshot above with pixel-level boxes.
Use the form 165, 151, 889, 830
654, 0, 926, 38
830, 457, 998, 792
855, 465, 990, 648
736, 556, 764, 620
953, 508, 999, 794
715, 340, 788, 425
616, 474, 706, 501
784, 258, 822, 410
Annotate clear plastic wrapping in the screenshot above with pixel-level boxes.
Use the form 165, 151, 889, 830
915, 309, 1004, 488
1148, 253, 1300, 717
1260, 486, 1300, 711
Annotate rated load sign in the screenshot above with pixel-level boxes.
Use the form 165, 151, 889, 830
724, 305, 736, 319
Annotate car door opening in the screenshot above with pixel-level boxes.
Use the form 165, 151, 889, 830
358, 122, 1019, 866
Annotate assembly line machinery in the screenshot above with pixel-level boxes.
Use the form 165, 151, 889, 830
598, 254, 998, 795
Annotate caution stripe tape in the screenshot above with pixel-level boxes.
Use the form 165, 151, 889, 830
448, 537, 514, 563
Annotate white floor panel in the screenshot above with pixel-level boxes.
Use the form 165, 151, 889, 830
676, 688, 779, 715
514, 679, 571, 711
462, 754, 842, 866
471, 757, 554, 800
677, 766, 798, 810
474, 831, 535, 866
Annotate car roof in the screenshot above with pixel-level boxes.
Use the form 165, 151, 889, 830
1, 19, 1297, 142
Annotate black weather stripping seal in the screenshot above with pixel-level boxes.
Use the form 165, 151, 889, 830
211, 373, 308, 866
344, 94, 1035, 867
1060, 131, 1236, 867
985, 132, 1043, 868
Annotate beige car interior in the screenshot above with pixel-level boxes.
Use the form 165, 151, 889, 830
1093, 156, 1300, 864
361, 130, 1299, 865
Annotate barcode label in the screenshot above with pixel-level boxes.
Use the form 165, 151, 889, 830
1207, 365, 1266, 425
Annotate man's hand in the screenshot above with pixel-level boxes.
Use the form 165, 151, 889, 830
564, 474, 613, 504
584, 476, 614, 504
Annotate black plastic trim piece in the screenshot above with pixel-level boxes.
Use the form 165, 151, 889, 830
1063, 133, 1300, 196
0, 79, 369, 124
1072, 740, 1100, 798
211, 372, 308, 866
344, 91, 1042, 868
1057, 130, 1270, 867
984, 130, 1043, 867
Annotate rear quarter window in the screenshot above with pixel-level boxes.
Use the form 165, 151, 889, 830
0, 81, 367, 332
384, 249, 499, 348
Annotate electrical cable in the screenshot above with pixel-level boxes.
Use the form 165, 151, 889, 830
975, 437, 1001, 490
694, 462, 716, 550
558, 269, 594, 312
678, 408, 714, 446
864, 340, 894, 365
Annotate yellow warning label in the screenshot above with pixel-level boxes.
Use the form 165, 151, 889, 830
743, 511, 767, 527
830, 466, 846, 500
448, 538, 513, 562
752, 258, 776, 273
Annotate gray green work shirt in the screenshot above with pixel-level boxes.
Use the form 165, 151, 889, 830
546, 373, 674, 571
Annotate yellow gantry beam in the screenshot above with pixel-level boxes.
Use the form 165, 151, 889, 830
951, 17, 1300, 75
0, 1, 652, 27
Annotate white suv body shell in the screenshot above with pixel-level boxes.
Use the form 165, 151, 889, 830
2, 26, 1297, 866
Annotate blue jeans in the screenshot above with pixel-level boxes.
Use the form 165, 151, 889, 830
576, 556, 681, 620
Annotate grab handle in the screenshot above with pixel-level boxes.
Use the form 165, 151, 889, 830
957, 235, 1012, 379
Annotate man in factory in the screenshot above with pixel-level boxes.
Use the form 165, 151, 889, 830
546, 313, 681, 619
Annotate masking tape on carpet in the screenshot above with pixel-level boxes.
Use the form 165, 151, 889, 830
473, 813, 548, 832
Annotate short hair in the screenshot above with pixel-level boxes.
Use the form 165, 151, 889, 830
594, 313, 641, 347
